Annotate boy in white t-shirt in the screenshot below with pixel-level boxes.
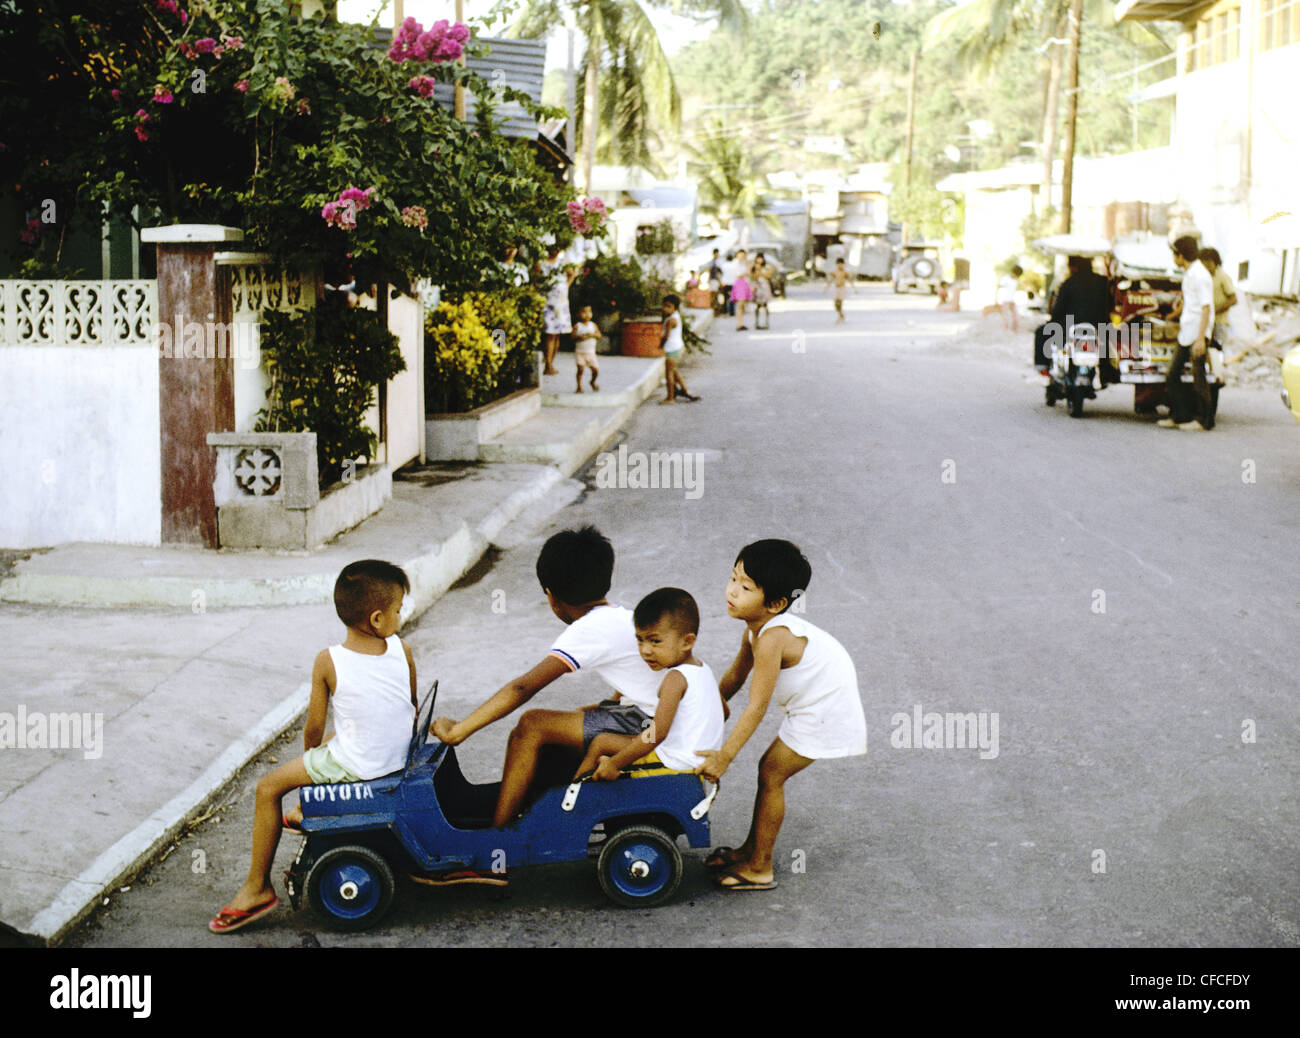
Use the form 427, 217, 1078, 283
696, 539, 867, 892
209, 560, 418, 933
576, 587, 724, 780
432, 527, 664, 864
572, 303, 601, 394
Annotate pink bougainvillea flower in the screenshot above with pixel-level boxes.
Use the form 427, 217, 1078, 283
152, 86, 174, 104
296, 97, 311, 115
400, 205, 428, 230
155, 0, 178, 12
222, 35, 244, 50
408, 75, 436, 98
134, 126, 150, 142
110, 88, 121, 101
178, 9, 188, 25
234, 79, 250, 93
194, 37, 217, 54
339, 186, 374, 210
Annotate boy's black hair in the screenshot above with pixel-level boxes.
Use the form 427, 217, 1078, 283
735, 539, 811, 613
663, 293, 680, 309
536, 525, 614, 606
1199, 246, 1222, 265
1010, 264, 1023, 277
633, 587, 700, 636
1171, 235, 1199, 262
334, 559, 410, 628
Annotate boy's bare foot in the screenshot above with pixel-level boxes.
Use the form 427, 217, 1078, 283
409, 867, 508, 888
590, 381, 599, 391
220, 881, 279, 917
703, 846, 746, 870
575, 386, 584, 393
543, 366, 558, 375
659, 397, 675, 404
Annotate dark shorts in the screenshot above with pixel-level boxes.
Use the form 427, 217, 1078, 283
582, 700, 651, 747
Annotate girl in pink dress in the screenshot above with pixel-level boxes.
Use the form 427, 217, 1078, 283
730, 249, 753, 330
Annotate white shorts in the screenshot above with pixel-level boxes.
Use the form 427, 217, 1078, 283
575, 348, 598, 368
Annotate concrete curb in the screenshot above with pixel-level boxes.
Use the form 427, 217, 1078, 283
26, 680, 311, 946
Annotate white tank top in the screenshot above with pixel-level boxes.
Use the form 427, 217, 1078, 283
656, 661, 725, 772
326, 635, 414, 780
756, 614, 859, 717
663, 314, 684, 353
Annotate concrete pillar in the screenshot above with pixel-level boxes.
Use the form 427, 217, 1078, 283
141, 224, 245, 546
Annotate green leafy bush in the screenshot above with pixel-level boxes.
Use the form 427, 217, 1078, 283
256, 298, 405, 487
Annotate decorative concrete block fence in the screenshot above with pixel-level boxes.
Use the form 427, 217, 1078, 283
207, 431, 391, 549
425, 386, 540, 461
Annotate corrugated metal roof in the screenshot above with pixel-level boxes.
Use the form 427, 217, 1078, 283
367, 35, 548, 139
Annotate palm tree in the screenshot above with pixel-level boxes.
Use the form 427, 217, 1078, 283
924, 0, 1165, 227
506, 0, 748, 188
684, 117, 771, 229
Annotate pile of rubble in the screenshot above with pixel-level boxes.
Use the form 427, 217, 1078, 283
1219, 295, 1297, 391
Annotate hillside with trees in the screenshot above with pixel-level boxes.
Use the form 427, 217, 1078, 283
668, 0, 1175, 222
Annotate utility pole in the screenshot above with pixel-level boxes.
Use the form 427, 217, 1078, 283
1058, 0, 1084, 233
566, 15, 576, 186
454, 0, 466, 121
901, 49, 918, 244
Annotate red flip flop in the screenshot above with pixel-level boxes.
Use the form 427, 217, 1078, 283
208, 893, 279, 934
282, 812, 303, 833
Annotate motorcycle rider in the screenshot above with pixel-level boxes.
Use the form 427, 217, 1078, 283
1036, 254, 1112, 377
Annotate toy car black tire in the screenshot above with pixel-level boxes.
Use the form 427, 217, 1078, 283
305, 844, 396, 931
596, 825, 682, 908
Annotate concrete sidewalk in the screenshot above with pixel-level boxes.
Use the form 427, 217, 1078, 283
0, 352, 681, 945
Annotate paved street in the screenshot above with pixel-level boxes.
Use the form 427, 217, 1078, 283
63, 283, 1300, 948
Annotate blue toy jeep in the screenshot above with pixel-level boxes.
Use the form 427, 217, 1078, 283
284, 685, 718, 930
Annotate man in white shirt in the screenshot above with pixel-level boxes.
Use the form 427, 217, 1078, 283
1160, 235, 1216, 431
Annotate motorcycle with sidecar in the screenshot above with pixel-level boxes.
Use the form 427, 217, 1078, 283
1034, 234, 1224, 419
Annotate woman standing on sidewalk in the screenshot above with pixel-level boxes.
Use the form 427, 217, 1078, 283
539, 247, 575, 375
731, 248, 753, 330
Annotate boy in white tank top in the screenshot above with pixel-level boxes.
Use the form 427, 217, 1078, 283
575, 587, 724, 780
209, 560, 418, 933
696, 540, 866, 892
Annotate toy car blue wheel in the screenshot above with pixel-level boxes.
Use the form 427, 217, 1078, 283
597, 825, 682, 908
305, 844, 395, 931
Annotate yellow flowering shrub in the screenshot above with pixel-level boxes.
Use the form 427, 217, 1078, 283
425, 298, 506, 414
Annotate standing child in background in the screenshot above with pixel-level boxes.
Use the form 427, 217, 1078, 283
697, 539, 867, 892
824, 257, 855, 322
576, 587, 724, 780
686, 270, 700, 290
659, 294, 699, 404
572, 303, 601, 394
731, 248, 753, 330
540, 246, 575, 375
209, 560, 417, 932
751, 253, 774, 330
998, 265, 1022, 332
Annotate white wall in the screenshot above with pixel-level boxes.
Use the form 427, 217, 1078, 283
0, 345, 161, 547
